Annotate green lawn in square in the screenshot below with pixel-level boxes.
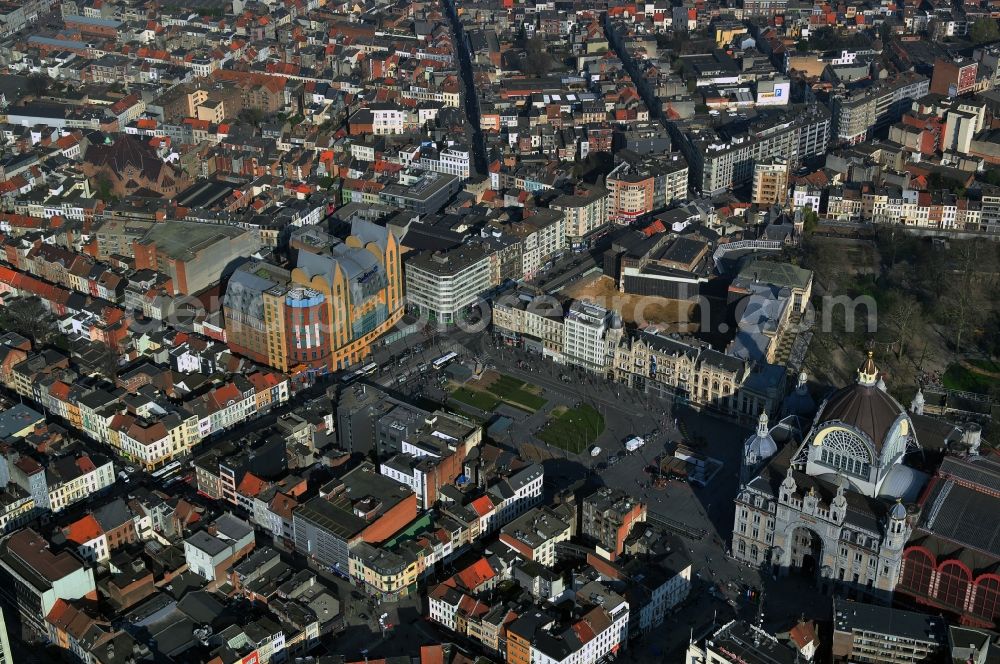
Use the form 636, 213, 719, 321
537, 404, 605, 454
451, 387, 501, 411
487, 375, 547, 411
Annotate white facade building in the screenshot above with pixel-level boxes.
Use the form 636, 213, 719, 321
516, 210, 566, 279
372, 106, 407, 135
0, 529, 98, 638
563, 300, 613, 373
637, 565, 692, 632
792, 183, 822, 214
530, 582, 629, 664
482, 463, 544, 533
419, 146, 471, 179
499, 506, 571, 567
405, 246, 492, 324
734, 354, 917, 603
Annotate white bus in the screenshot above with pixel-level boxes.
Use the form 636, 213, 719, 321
359, 362, 378, 375
432, 351, 458, 369
151, 460, 182, 481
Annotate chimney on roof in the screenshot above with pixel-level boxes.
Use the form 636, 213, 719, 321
206, 522, 217, 536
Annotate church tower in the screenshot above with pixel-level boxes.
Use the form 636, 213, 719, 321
741, 411, 777, 486
886, 500, 908, 551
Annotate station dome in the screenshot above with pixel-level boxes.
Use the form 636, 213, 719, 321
816, 352, 911, 455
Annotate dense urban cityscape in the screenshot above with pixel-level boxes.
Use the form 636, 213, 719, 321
0, 0, 997, 662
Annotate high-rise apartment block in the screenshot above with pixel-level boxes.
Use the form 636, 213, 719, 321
830, 73, 929, 145
678, 105, 830, 195
606, 153, 688, 223
551, 184, 610, 245
752, 160, 789, 205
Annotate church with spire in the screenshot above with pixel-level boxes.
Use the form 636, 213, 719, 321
732, 352, 928, 603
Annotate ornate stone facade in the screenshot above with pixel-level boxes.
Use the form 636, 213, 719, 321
733, 354, 919, 603
608, 328, 784, 422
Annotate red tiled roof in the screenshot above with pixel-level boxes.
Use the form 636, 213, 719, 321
49, 381, 72, 401
573, 618, 597, 644
174, 499, 201, 527
237, 472, 267, 498
182, 118, 211, 130
46, 598, 71, 626
209, 382, 242, 409
470, 495, 494, 517
790, 620, 817, 649
0, 213, 44, 229
0, 176, 28, 194
75, 456, 96, 474
248, 371, 281, 391
0, 265, 73, 305
456, 557, 495, 591
64, 514, 103, 544
269, 492, 297, 519
15, 456, 43, 474
642, 220, 666, 236
457, 594, 488, 618
419, 645, 444, 664
110, 94, 140, 115
213, 69, 287, 94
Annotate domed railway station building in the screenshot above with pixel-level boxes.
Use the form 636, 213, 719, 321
731, 353, 988, 612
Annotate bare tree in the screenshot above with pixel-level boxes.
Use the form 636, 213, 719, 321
882, 293, 922, 360
801, 235, 843, 292
940, 241, 996, 355
26, 74, 50, 98
238, 107, 267, 135
522, 36, 553, 77
95, 346, 122, 379
0, 297, 54, 343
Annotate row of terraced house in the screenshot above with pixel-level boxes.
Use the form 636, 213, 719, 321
0, 335, 290, 471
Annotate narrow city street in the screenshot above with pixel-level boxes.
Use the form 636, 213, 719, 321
441, 0, 487, 175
